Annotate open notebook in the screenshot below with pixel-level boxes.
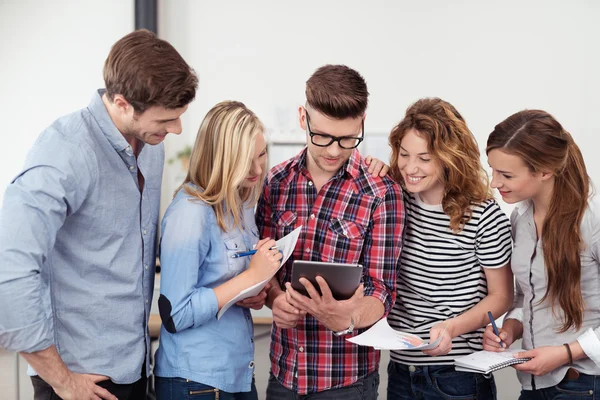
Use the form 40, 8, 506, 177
454, 349, 531, 374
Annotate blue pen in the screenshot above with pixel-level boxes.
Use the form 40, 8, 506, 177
230, 246, 279, 259
487, 311, 504, 347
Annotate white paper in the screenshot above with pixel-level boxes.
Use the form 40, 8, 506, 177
217, 226, 302, 319
346, 318, 445, 350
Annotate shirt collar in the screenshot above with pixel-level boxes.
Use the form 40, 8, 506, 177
88, 89, 133, 153
290, 147, 361, 181
515, 199, 533, 215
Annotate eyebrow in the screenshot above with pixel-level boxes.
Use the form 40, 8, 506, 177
400, 146, 429, 156
487, 163, 512, 174
158, 118, 177, 123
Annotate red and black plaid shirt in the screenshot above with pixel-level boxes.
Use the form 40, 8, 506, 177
256, 148, 404, 394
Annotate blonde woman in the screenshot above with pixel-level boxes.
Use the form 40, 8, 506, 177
386, 98, 514, 399
154, 101, 282, 400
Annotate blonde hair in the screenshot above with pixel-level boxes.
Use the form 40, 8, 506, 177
389, 98, 492, 232
180, 101, 265, 232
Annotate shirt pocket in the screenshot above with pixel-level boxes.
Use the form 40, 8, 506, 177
275, 210, 298, 238
223, 233, 247, 275
322, 218, 367, 264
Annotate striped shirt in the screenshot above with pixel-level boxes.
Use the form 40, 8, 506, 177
388, 193, 512, 365
256, 148, 404, 394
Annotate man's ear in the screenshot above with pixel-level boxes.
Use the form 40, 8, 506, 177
112, 94, 132, 115
298, 106, 307, 130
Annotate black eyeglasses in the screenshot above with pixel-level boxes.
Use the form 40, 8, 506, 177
305, 112, 364, 149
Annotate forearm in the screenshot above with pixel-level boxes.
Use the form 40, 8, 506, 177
20, 346, 71, 390
352, 296, 384, 329
451, 292, 513, 338
265, 277, 283, 309
213, 271, 260, 309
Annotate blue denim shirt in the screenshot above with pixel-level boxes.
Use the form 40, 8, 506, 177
154, 185, 258, 393
0, 90, 162, 384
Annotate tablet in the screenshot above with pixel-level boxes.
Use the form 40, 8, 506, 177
291, 260, 363, 300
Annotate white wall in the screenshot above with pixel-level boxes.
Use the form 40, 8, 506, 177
158, 0, 600, 215
0, 0, 134, 203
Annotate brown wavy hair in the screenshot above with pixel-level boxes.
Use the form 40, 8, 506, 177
389, 98, 492, 232
486, 110, 590, 332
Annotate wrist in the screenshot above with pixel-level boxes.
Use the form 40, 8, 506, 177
332, 316, 355, 336
266, 282, 283, 309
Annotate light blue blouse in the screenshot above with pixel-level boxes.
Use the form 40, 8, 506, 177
154, 184, 259, 392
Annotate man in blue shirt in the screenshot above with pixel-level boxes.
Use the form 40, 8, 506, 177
0, 29, 198, 400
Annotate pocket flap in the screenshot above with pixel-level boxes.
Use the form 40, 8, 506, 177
329, 218, 366, 239
276, 210, 297, 227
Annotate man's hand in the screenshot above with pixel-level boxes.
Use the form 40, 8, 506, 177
271, 290, 307, 328
284, 276, 364, 332
236, 283, 270, 310
54, 372, 116, 400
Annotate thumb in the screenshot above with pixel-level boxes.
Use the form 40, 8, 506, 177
86, 374, 110, 383
514, 349, 535, 359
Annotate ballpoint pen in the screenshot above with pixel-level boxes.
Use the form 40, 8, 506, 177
230, 246, 279, 259
487, 311, 504, 347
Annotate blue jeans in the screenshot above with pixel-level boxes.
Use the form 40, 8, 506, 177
519, 372, 599, 399
155, 377, 258, 400
387, 361, 496, 400
266, 371, 380, 399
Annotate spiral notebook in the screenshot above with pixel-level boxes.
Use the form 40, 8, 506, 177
454, 349, 531, 374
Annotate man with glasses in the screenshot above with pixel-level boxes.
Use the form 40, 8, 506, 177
257, 64, 405, 399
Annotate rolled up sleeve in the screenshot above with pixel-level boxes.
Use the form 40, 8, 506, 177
159, 194, 218, 332
0, 145, 91, 353
361, 183, 405, 315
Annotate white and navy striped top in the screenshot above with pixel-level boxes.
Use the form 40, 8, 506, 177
388, 193, 512, 365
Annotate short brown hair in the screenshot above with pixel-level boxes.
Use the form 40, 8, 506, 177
305, 65, 368, 119
103, 29, 198, 113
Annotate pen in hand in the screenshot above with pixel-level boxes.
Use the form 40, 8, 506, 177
231, 246, 279, 259
487, 311, 504, 348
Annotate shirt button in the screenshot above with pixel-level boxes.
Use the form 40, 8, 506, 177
308, 181, 313, 186
343, 230, 348, 237
143, 229, 147, 235
408, 365, 416, 372
310, 214, 315, 219
249, 361, 255, 368
299, 346, 304, 352
305, 248, 310, 253
145, 299, 149, 304
129, 165, 134, 171
251, 338, 254, 343
144, 264, 148, 270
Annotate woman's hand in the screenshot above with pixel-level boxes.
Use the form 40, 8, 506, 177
365, 156, 389, 177
246, 238, 282, 284
512, 346, 571, 376
482, 319, 522, 352
423, 320, 454, 356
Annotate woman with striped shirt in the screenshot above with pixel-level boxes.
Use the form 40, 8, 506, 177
386, 98, 514, 399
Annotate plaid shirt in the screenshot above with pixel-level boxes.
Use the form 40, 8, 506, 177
256, 148, 404, 394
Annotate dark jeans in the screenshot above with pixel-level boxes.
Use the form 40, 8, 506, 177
265, 371, 380, 400
31, 371, 148, 400
155, 377, 258, 400
519, 372, 599, 399
386, 361, 496, 400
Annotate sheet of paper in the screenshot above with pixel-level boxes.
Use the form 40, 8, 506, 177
217, 226, 302, 319
346, 318, 445, 350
